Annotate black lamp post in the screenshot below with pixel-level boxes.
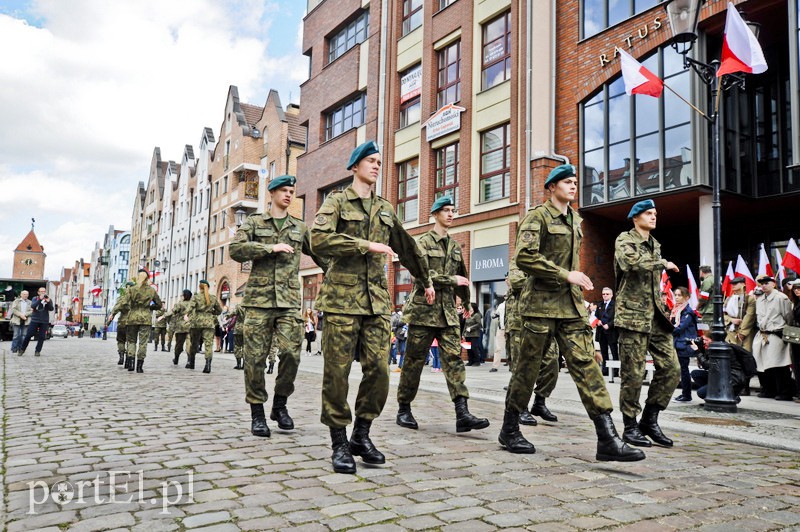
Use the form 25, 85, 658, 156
663, 0, 762, 413
235, 208, 247, 227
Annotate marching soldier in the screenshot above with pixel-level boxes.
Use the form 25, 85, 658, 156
107, 280, 135, 367
500, 164, 643, 462
311, 141, 434, 474
232, 305, 245, 370
230, 174, 327, 437
395, 196, 489, 434
184, 280, 223, 373
167, 289, 192, 366
119, 269, 163, 374
614, 199, 680, 448
153, 307, 168, 351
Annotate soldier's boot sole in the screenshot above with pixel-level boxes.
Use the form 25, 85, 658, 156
497, 431, 536, 454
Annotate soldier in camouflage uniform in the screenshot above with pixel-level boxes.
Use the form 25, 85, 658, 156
230, 174, 327, 438
500, 164, 644, 462
118, 269, 163, 374
232, 305, 245, 370
184, 280, 222, 373
614, 199, 680, 448
395, 196, 489, 434
153, 307, 168, 351
166, 289, 192, 366
697, 265, 714, 326
311, 141, 435, 474
107, 281, 135, 367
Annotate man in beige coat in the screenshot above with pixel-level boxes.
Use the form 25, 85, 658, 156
752, 275, 794, 400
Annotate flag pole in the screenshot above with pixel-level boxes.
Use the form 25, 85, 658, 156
662, 81, 710, 121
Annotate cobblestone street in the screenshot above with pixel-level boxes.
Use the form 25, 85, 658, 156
1, 337, 799, 531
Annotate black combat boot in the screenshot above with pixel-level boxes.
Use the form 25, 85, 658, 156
233, 358, 241, 369
173, 352, 180, 365
266, 361, 274, 374
349, 418, 385, 464
250, 404, 271, 437
270, 395, 294, 430
330, 428, 356, 474
186, 354, 195, 369
117, 353, 125, 365
639, 404, 673, 447
161, 344, 167, 352
202, 358, 212, 373
127, 356, 135, 371
530, 395, 558, 422
136, 359, 144, 373
518, 408, 538, 426
396, 403, 418, 429
154, 343, 158, 352
454, 396, 490, 433
166, 343, 171, 352
498, 409, 536, 454
622, 415, 652, 447
593, 413, 646, 462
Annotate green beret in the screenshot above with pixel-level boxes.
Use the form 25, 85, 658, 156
268, 175, 296, 191
430, 195, 455, 214
199, 279, 210, 287
138, 268, 148, 274
347, 141, 380, 170
544, 164, 576, 189
627, 199, 656, 220
125, 281, 136, 287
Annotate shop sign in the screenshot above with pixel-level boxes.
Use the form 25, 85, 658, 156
400, 67, 422, 103
471, 244, 509, 282
423, 104, 466, 142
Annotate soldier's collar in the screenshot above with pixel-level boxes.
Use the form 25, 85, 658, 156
544, 200, 574, 221
428, 230, 448, 242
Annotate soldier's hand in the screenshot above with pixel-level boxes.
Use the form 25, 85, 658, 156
368, 242, 396, 259
567, 271, 594, 291
272, 243, 295, 254
424, 286, 436, 305
455, 275, 470, 286
666, 261, 679, 272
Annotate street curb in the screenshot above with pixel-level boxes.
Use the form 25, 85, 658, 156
0, 347, 7, 529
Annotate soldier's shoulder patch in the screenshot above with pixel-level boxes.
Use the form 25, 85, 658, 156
314, 214, 329, 226
520, 231, 534, 243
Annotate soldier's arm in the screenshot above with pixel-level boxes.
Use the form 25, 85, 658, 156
508, 266, 526, 295
229, 216, 273, 262
514, 212, 569, 282
301, 225, 329, 273
311, 196, 371, 257
151, 292, 163, 311
614, 233, 669, 273
389, 215, 432, 288
213, 299, 223, 315
739, 295, 756, 336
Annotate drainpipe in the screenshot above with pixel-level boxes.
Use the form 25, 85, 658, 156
376, 0, 389, 196
549, 0, 570, 167
525, 0, 532, 210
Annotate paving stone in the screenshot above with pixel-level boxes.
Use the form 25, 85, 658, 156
181, 511, 231, 528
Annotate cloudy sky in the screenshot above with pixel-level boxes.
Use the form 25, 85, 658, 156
0, 0, 306, 280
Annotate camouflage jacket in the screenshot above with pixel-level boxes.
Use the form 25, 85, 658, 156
614, 228, 671, 333
311, 186, 431, 316
185, 293, 222, 329
167, 300, 191, 334
403, 230, 469, 328
515, 200, 584, 319
229, 213, 326, 309
153, 309, 167, 328
119, 284, 163, 326
505, 266, 527, 332
697, 274, 714, 322
109, 291, 130, 326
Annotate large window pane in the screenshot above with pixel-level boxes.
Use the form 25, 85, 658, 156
634, 132, 660, 195
635, 95, 659, 136
608, 0, 629, 27
635, 0, 658, 12
583, 0, 604, 38
664, 71, 690, 128
664, 125, 692, 189
608, 94, 630, 144
608, 141, 631, 199
583, 148, 605, 205
584, 100, 605, 150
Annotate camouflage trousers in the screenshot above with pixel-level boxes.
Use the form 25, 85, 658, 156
126, 324, 152, 361
321, 313, 390, 428
166, 328, 174, 346
617, 323, 680, 418
189, 328, 214, 361
116, 325, 128, 355
243, 308, 302, 404
506, 317, 612, 417
153, 327, 166, 346
173, 332, 189, 358
234, 332, 243, 361
505, 329, 560, 399
397, 324, 468, 404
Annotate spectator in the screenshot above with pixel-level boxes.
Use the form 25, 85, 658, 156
789, 280, 800, 400
691, 336, 757, 400
90, 325, 98, 338
430, 338, 441, 373
303, 307, 318, 355
396, 322, 408, 369
19, 287, 53, 356
697, 265, 714, 326
9, 290, 31, 354
490, 296, 506, 372
595, 287, 619, 375
752, 275, 794, 400
464, 303, 483, 366
315, 310, 324, 356
214, 305, 229, 352
671, 287, 698, 402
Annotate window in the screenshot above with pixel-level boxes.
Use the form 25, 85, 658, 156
221, 211, 227, 229
211, 215, 217, 232
214, 181, 219, 198
435, 143, 459, 208
437, 41, 461, 108
324, 93, 367, 141
120, 251, 129, 262
321, 180, 351, 204
481, 12, 511, 90
480, 123, 511, 202
438, 0, 457, 11
582, 0, 660, 39
328, 10, 369, 63
219, 246, 224, 264
399, 64, 421, 127
397, 159, 419, 223
223, 176, 228, 194
210, 249, 215, 265
402, 0, 422, 36
394, 266, 412, 310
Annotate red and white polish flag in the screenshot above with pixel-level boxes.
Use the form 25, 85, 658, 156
757, 243, 774, 278
735, 254, 757, 293
718, 2, 768, 77
721, 261, 734, 298
660, 270, 675, 310
617, 48, 664, 98
774, 248, 786, 284
782, 238, 800, 273
686, 265, 700, 311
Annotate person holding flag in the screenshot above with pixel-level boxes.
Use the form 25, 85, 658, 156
696, 265, 714, 325
782, 238, 800, 276
614, 199, 680, 448
724, 276, 757, 353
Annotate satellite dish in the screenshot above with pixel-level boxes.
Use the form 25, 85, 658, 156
260, 168, 267, 177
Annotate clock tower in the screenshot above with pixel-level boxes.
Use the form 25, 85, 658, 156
12, 229, 46, 280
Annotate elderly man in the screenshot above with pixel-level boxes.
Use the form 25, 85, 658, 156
724, 276, 756, 351
9, 290, 31, 354
752, 275, 794, 400
19, 287, 54, 356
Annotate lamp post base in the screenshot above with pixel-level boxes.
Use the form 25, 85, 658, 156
703, 340, 738, 413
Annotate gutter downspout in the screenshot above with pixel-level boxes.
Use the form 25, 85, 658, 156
549, 0, 570, 167
525, 0, 532, 210
376, 0, 389, 196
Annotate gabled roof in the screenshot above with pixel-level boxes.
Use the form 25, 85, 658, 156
286, 111, 306, 147
241, 103, 264, 127
15, 230, 44, 253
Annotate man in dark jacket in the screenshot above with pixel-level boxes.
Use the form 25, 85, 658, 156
595, 287, 618, 374
20, 287, 54, 356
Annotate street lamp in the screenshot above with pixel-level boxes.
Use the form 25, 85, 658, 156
235, 209, 247, 227
663, 0, 763, 413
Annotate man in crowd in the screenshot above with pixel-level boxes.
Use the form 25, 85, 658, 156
9, 290, 31, 354
230, 174, 327, 438
752, 275, 794, 400
614, 199, 680, 448
19, 287, 53, 356
697, 265, 714, 326
311, 141, 434, 474
500, 164, 643, 462
595, 287, 618, 375
395, 196, 489, 434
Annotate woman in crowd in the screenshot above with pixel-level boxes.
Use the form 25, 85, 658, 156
464, 302, 483, 367
303, 307, 318, 355
671, 286, 698, 402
